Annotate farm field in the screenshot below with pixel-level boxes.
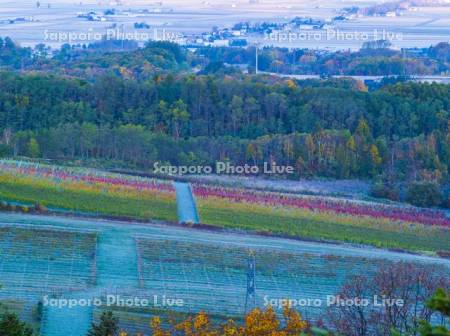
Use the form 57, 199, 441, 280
0, 225, 97, 328
197, 199, 449, 253
0, 160, 449, 254
0, 212, 448, 333
0, 161, 177, 222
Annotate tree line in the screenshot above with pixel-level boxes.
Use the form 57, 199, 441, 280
198, 42, 450, 76
2, 36, 450, 79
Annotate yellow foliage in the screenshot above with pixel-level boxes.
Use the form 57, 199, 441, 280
285, 79, 297, 89
283, 306, 308, 333
151, 316, 171, 336
193, 311, 209, 331
355, 80, 368, 92
370, 144, 382, 166
149, 307, 308, 336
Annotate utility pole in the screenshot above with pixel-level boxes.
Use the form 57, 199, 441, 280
245, 251, 256, 312
255, 43, 259, 74
292, 48, 296, 73
121, 24, 125, 50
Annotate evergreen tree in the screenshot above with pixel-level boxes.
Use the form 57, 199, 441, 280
87, 311, 119, 336
0, 313, 33, 336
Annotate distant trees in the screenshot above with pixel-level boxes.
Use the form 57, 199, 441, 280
197, 43, 450, 76
0, 37, 33, 69
0, 72, 448, 196
1, 71, 447, 142
1, 36, 450, 77
0, 38, 186, 79
406, 182, 443, 207
428, 42, 450, 63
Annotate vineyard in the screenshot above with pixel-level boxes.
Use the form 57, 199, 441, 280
0, 225, 97, 324
193, 184, 449, 227
136, 238, 382, 318
0, 160, 449, 253
0, 213, 448, 334
0, 226, 96, 291
0, 160, 177, 221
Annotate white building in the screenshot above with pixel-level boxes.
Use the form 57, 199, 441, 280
212, 39, 230, 47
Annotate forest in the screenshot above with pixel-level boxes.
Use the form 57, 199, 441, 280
0, 70, 448, 204
0, 38, 448, 206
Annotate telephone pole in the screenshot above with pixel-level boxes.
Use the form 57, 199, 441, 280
245, 251, 256, 312
255, 43, 259, 74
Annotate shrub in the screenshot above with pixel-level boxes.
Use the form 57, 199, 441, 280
34, 203, 47, 213
406, 182, 443, 207
0, 144, 12, 158
19, 205, 29, 213
370, 182, 400, 201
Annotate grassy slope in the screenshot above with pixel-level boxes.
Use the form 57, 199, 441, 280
0, 173, 448, 253
0, 176, 178, 222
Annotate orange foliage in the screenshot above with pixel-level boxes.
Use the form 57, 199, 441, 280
148, 307, 309, 336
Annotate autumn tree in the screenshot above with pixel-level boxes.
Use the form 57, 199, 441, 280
26, 138, 40, 158
149, 307, 309, 336
163, 99, 189, 140
326, 262, 448, 336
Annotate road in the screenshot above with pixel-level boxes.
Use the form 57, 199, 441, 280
260, 72, 450, 84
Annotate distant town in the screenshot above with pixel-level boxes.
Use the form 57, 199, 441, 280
1, 0, 450, 50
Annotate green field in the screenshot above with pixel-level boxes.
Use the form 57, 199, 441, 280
0, 174, 177, 222
198, 199, 449, 254
0, 173, 448, 254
